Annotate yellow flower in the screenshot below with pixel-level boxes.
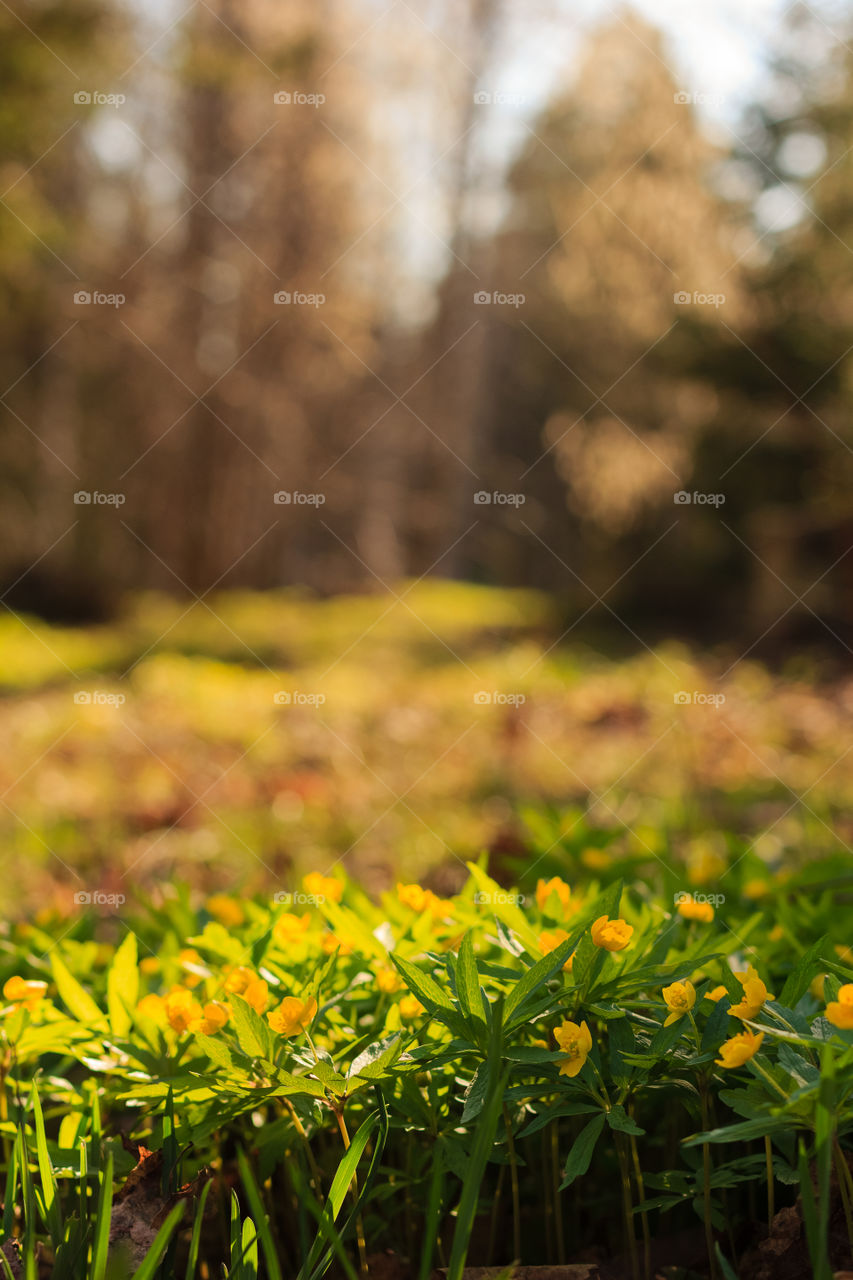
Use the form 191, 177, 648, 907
399, 994, 426, 1021
834, 945, 853, 965
397, 883, 441, 914
321, 930, 354, 956
743, 879, 769, 900
706, 985, 728, 1002
553, 1019, 592, 1077
303, 872, 343, 903
677, 899, 714, 923
140, 957, 160, 975
223, 966, 256, 995
826, 984, 853, 1030
538, 930, 574, 970
164, 988, 204, 1034
206, 895, 245, 927
591, 915, 633, 952
197, 1001, 229, 1034
768, 925, 784, 943
137, 993, 166, 1024
687, 843, 726, 886
729, 966, 774, 1021
273, 913, 312, 945
178, 948, 206, 988
2, 977, 48, 1011
581, 848, 611, 871
224, 968, 268, 1014
536, 877, 572, 916
268, 995, 317, 1037
662, 980, 696, 1026
376, 966, 401, 994
716, 1029, 764, 1068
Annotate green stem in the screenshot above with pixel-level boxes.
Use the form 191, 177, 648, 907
833, 1139, 853, 1263
700, 1085, 719, 1280
551, 1120, 565, 1264
764, 1135, 775, 1233
503, 1104, 521, 1260
615, 1135, 640, 1280
334, 1106, 368, 1279
629, 1118, 651, 1279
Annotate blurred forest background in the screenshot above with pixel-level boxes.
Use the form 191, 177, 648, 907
3, 0, 853, 654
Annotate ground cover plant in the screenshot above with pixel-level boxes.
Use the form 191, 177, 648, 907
0, 585, 851, 913
0, 851, 851, 1278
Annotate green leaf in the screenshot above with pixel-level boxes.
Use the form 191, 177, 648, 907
456, 933, 485, 1024
349, 1035, 402, 1081
391, 955, 455, 1011
184, 1180, 212, 1280
30, 1084, 62, 1245
230, 995, 275, 1062
90, 1151, 113, 1280
237, 1150, 283, 1280
107, 932, 139, 1038
447, 1001, 507, 1280
779, 936, 827, 1010
606, 1104, 644, 1136
50, 953, 107, 1030
560, 1114, 606, 1189
504, 934, 576, 1023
